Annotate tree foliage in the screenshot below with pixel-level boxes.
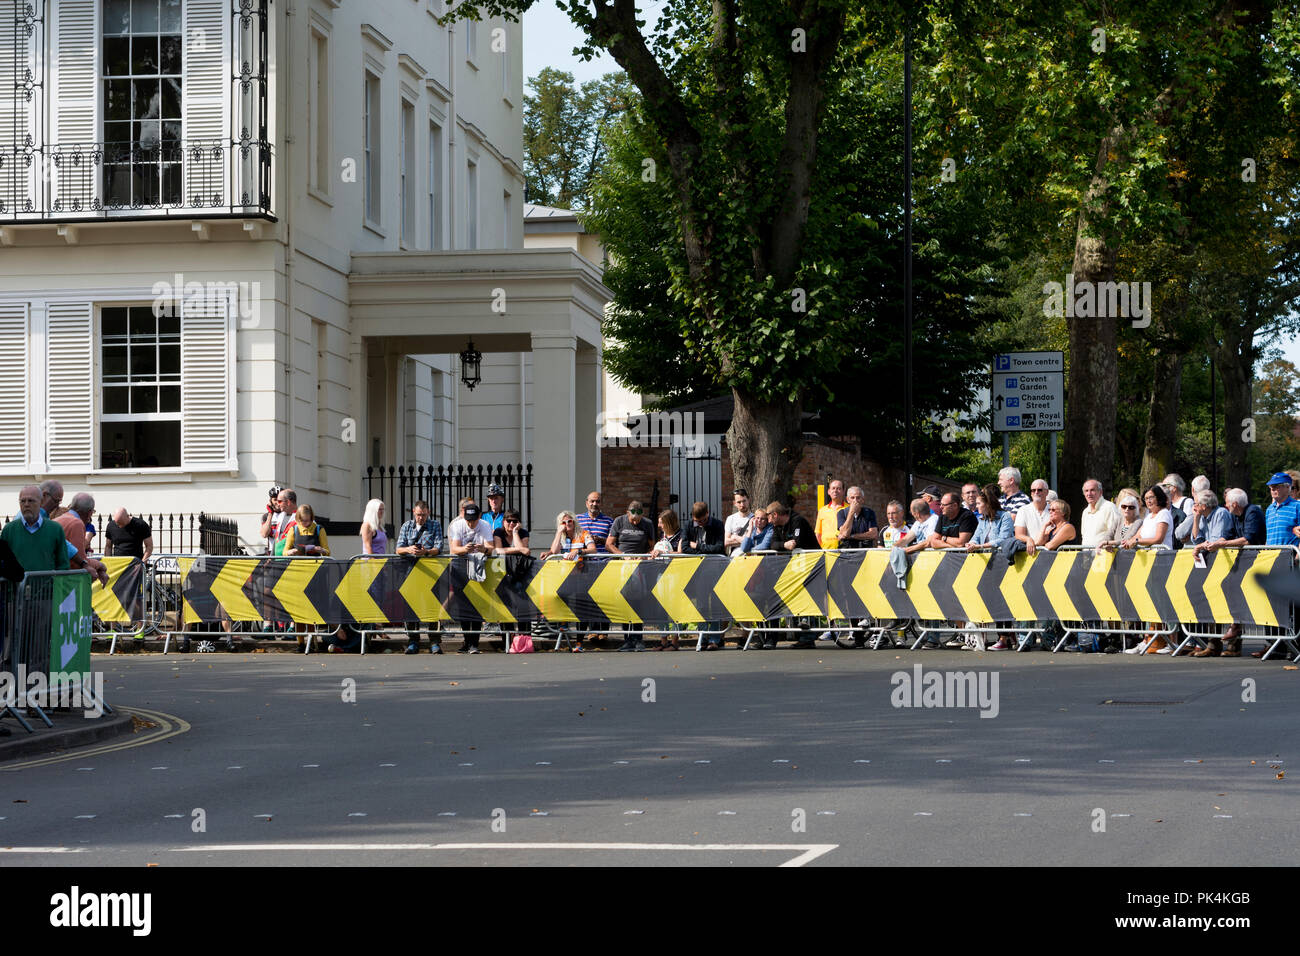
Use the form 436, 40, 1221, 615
523, 68, 635, 208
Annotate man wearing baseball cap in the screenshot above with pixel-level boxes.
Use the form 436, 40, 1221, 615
1264, 472, 1300, 547
449, 500, 495, 653
483, 483, 508, 532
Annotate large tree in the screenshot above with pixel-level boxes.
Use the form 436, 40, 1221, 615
455, 0, 863, 506
523, 68, 634, 208
926, 0, 1291, 512
589, 29, 999, 476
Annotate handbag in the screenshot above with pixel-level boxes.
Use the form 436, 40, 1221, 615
509, 634, 535, 654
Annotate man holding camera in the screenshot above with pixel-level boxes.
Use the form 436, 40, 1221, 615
259, 484, 285, 555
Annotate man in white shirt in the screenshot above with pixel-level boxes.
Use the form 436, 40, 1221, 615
1014, 480, 1052, 556
723, 489, 754, 555
448, 501, 495, 654
1080, 478, 1120, 547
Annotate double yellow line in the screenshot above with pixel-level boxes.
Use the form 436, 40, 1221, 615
1, 707, 190, 771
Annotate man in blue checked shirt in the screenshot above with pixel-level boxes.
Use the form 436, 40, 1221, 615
1264, 473, 1300, 547
396, 500, 444, 654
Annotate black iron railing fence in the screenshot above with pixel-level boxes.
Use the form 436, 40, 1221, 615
1, 512, 243, 555
364, 464, 533, 534
0, 137, 272, 219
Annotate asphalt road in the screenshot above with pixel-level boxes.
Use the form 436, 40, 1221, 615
2, 644, 1297, 867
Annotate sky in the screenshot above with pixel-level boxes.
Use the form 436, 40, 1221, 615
521, 1, 620, 86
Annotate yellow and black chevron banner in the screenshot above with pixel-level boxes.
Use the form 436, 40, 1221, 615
90, 557, 143, 623
824, 548, 1296, 627
172, 550, 1296, 629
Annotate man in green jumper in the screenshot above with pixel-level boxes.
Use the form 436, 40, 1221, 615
1, 485, 69, 573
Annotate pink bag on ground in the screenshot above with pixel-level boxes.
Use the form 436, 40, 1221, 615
509, 634, 535, 654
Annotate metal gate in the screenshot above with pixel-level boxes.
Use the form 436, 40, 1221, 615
670, 442, 722, 524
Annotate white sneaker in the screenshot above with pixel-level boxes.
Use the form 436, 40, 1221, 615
818, 631, 835, 642
1123, 640, 1150, 655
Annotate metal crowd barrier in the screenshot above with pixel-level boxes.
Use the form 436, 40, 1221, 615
2, 570, 109, 733
70, 542, 1300, 659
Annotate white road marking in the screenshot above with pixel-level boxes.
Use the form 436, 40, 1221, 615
853, 759, 871, 764
530, 811, 549, 816
613, 760, 629, 765
254, 814, 273, 819
380, 763, 396, 767
772, 759, 789, 763
164, 814, 184, 819
717, 810, 737, 815
1112, 814, 1132, 818
302, 764, 319, 768
1014, 812, 1033, 817
1098, 759, 1116, 763
936, 759, 952, 763
1015, 759, 1031, 763
694, 760, 711, 764
1213, 814, 1233, 819
348, 813, 367, 817
0, 847, 87, 853
74, 815, 96, 819
535, 762, 551, 766
458, 763, 474, 767
227, 766, 242, 770
913, 812, 933, 816
437, 812, 457, 817
76, 767, 93, 772
171, 841, 838, 867
151, 767, 168, 771
815, 811, 836, 816
623, 810, 644, 815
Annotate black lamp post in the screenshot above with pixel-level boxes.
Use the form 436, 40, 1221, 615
459, 339, 482, 391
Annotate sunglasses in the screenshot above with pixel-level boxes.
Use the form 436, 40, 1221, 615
504, 518, 519, 524
630, 508, 643, 515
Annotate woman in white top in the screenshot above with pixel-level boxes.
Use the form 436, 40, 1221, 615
1123, 484, 1175, 654
1123, 484, 1174, 550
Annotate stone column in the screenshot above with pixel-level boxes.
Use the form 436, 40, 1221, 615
529, 331, 577, 544
575, 341, 601, 505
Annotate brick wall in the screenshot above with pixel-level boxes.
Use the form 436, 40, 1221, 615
600, 444, 671, 515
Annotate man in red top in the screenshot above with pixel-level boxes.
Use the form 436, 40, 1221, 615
55, 492, 109, 587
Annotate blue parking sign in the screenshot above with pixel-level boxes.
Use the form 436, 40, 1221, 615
1005, 377, 1018, 389
1007, 415, 1020, 427
1006, 397, 1019, 408
995, 355, 1010, 371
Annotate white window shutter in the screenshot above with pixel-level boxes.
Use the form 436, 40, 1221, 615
184, 0, 229, 208
181, 292, 235, 469
0, 303, 30, 470
45, 302, 94, 470
50, 0, 97, 212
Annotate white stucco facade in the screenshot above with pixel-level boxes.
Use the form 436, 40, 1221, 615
0, 0, 604, 548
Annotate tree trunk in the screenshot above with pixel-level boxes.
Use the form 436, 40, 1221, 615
1060, 244, 1119, 520
1213, 324, 1255, 492
1139, 350, 1183, 489
726, 388, 804, 510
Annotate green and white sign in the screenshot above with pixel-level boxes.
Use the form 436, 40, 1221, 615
50, 573, 92, 679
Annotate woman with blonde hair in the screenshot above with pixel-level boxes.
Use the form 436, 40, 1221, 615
360, 498, 388, 555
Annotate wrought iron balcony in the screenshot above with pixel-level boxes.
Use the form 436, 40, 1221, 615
0, 136, 272, 222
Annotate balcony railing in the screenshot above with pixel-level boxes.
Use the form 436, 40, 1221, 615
0, 136, 272, 222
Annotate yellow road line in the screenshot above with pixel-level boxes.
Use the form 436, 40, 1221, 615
1, 707, 190, 771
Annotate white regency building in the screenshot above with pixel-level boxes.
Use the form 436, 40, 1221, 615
0, 0, 608, 548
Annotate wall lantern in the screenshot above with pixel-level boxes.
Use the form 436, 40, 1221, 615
459, 339, 482, 390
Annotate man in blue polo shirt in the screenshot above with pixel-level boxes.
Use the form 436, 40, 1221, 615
1264, 472, 1300, 547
